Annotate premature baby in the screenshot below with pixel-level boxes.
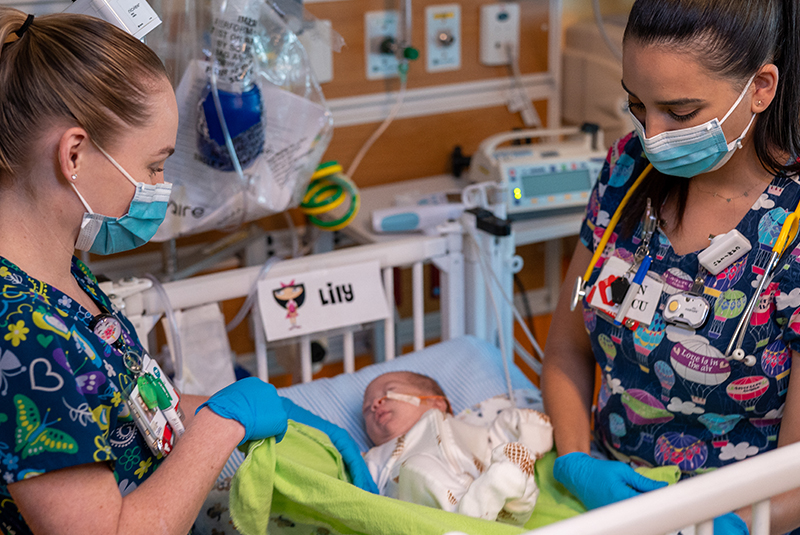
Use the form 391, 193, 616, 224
362, 371, 553, 526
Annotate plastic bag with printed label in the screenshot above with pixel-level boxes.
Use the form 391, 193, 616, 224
148, 0, 333, 240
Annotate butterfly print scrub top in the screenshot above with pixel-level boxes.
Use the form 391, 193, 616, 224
0, 256, 163, 534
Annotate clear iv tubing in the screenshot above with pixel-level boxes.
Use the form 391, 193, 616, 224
346, 64, 408, 178
592, 0, 623, 62
465, 226, 545, 373
144, 274, 184, 384
465, 226, 514, 400
226, 255, 283, 332
209, 67, 251, 228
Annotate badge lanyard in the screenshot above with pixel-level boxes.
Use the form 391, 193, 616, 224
610, 198, 658, 327
89, 313, 185, 457
571, 164, 654, 311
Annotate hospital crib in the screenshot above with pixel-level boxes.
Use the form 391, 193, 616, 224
116, 233, 467, 383
524, 442, 800, 535
111, 232, 800, 535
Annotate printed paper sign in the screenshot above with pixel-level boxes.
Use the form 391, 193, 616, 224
587, 256, 662, 326
257, 260, 390, 341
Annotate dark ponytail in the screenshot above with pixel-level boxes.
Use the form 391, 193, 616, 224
755, 0, 800, 176
620, 0, 800, 235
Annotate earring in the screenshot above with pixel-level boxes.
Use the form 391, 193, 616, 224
70, 174, 77, 181
758, 100, 763, 106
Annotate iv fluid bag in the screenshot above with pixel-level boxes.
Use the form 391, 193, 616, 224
151, 0, 333, 240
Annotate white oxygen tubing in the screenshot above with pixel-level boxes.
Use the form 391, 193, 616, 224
505, 43, 542, 128
226, 255, 283, 332
514, 339, 542, 376
144, 274, 184, 383
464, 226, 514, 401
346, 67, 408, 178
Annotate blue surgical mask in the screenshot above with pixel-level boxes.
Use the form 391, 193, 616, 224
629, 73, 757, 178
71, 145, 172, 255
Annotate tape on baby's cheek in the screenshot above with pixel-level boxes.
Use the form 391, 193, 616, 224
385, 391, 421, 406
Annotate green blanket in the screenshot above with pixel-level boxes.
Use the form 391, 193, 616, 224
230, 422, 679, 535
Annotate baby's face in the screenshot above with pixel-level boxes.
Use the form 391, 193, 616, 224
362, 372, 444, 446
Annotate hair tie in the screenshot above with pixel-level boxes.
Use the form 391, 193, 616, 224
14, 14, 34, 38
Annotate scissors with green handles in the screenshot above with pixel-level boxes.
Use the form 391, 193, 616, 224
724, 203, 800, 365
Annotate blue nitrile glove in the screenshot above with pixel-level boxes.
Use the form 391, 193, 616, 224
553, 452, 668, 510
198, 377, 288, 446
714, 512, 749, 535
280, 397, 379, 494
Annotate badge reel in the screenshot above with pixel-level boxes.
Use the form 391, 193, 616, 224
92, 312, 185, 458
89, 313, 123, 346
663, 271, 710, 329
664, 230, 751, 329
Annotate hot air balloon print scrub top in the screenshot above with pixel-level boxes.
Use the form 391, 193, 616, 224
580, 132, 800, 476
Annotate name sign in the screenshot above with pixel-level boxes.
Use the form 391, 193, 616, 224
257, 260, 390, 341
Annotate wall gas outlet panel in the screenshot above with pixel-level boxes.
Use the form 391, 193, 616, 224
425, 4, 461, 72
365, 10, 400, 80
479, 2, 520, 66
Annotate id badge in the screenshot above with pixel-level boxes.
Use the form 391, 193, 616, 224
125, 381, 170, 457
142, 354, 186, 438
142, 355, 181, 412
121, 352, 185, 457
587, 256, 663, 326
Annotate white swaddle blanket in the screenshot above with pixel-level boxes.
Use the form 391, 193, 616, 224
364, 407, 553, 526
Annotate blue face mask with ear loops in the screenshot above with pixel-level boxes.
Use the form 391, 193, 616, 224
70, 145, 172, 255
629, 73, 757, 178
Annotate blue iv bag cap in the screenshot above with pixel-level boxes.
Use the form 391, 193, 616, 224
197, 84, 265, 171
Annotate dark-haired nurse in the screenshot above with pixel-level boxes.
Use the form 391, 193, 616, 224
543, 1, 800, 533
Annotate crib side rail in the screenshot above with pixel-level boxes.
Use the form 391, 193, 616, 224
525, 440, 800, 535
128, 235, 452, 315
122, 233, 465, 382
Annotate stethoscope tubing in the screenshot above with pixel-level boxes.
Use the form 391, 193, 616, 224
582, 159, 800, 365
725, 250, 779, 358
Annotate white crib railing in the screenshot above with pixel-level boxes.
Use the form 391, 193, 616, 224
524, 440, 800, 535
122, 234, 465, 382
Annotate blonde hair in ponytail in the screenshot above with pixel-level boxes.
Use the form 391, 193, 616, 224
0, 7, 168, 181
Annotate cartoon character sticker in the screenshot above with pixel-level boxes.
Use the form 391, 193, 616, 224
273, 281, 305, 330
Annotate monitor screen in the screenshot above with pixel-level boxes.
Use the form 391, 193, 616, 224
520, 169, 593, 197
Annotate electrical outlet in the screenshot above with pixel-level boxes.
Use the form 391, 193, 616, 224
479, 3, 520, 66
426, 4, 461, 72
365, 10, 400, 80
